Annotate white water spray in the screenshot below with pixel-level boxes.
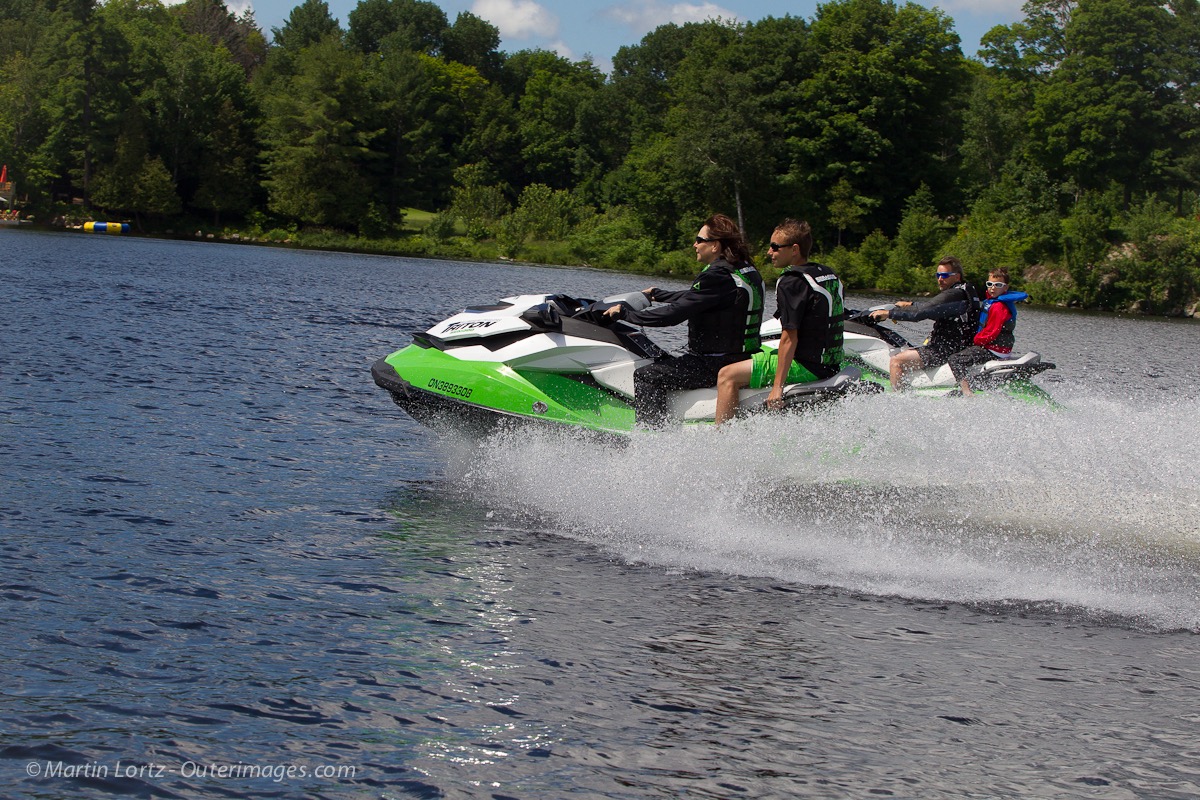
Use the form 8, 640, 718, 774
444, 389, 1200, 630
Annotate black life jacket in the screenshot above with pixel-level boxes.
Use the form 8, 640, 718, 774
781, 262, 845, 373
930, 282, 982, 349
687, 259, 765, 355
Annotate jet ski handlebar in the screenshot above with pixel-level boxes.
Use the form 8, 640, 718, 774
519, 292, 652, 328
846, 303, 896, 322
568, 290, 652, 325
599, 291, 652, 312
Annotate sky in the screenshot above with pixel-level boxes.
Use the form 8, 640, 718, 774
225, 0, 1027, 74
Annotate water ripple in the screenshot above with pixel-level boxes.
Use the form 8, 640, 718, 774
3, 232, 1198, 799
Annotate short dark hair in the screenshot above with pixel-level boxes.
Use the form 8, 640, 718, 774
989, 267, 1011, 284
774, 218, 813, 259
937, 256, 963, 276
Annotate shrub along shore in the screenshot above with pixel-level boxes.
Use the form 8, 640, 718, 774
61, 195, 1200, 318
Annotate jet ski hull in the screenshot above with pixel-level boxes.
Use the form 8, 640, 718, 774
370, 294, 1056, 438
372, 345, 636, 435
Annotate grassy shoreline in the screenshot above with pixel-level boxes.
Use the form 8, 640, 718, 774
49, 214, 1200, 318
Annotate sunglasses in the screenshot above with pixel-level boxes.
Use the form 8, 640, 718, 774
695, 235, 718, 244
935, 271, 957, 279
986, 280, 1008, 289
768, 241, 793, 251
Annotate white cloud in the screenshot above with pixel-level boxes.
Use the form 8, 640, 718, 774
472, 0, 560, 40
548, 40, 576, 59
604, 1, 738, 34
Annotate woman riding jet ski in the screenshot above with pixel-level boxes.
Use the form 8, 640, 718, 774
370, 292, 872, 436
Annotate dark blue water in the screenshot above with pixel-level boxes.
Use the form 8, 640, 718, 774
3, 230, 1199, 799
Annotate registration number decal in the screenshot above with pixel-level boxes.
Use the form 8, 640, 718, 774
428, 378, 473, 399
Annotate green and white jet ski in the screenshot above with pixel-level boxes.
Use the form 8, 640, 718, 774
841, 304, 1057, 402
371, 292, 873, 436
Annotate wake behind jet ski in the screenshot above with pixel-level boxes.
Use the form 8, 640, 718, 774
371, 292, 875, 437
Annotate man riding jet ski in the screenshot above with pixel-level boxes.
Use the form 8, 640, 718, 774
842, 304, 1056, 401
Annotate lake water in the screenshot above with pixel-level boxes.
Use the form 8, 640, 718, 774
3, 229, 1199, 799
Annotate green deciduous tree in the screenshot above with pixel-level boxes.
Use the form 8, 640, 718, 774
794, 0, 968, 235
513, 51, 604, 190
568, 204, 665, 272
958, 67, 1026, 196
1059, 188, 1118, 305
827, 177, 876, 246
665, 20, 768, 234
880, 184, 952, 292
609, 22, 709, 141
95, 0, 260, 220
132, 155, 182, 217
34, 0, 130, 203
1028, 0, 1181, 204
366, 51, 489, 215
507, 183, 581, 241
448, 161, 509, 239
347, 0, 446, 55
192, 97, 258, 225
258, 37, 377, 229
1115, 201, 1200, 314
272, 0, 340, 52
827, 228, 890, 289
604, 131, 696, 245
441, 11, 501, 78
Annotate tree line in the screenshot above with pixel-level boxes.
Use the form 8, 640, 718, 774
2, 0, 1199, 314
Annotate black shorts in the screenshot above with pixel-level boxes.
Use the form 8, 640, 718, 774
915, 341, 960, 369
632, 352, 751, 427
947, 345, 997, 380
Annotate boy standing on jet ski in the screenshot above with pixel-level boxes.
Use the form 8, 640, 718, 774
868, 255, 981, 391
605, 213, 765, 428
713, 219, 845, 424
